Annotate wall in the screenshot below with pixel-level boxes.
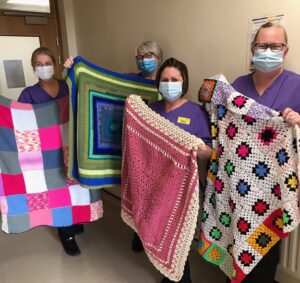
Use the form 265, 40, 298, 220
61, 0, 300, 100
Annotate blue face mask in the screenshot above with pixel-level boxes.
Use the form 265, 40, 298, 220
159, 82, 183, 101
252, 48, 284, 72
137, 58, 157, 74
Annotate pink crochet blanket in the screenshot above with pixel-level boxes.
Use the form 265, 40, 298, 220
121, 95, 204, 281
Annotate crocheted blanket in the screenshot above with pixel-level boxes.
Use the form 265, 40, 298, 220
121, 95, 204, 281
0, 95, 103, 234
198, 74, 300, 282
65, 57, 159, 189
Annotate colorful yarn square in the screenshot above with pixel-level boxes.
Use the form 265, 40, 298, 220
65, 56, 159, 189
0, 95, 103, 233
198, 74, 300, 282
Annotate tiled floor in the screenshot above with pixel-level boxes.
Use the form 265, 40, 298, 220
0, 191, 225, 283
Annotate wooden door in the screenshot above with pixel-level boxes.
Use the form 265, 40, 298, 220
0, 0, 64, 78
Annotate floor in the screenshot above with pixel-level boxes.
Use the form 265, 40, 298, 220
0, 191, 225, 283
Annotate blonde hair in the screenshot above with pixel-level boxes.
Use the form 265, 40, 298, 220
252, 22, 288, 45
31, 47, 56, 67
135, 41, 163, 62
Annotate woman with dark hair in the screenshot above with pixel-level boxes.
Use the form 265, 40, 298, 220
150, 57, 212, 283
18, 47, 83, 257
151, 57, 212, 156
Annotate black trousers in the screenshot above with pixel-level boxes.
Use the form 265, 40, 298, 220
226, 241, 281, 283
58, 225, 78, 239
180, 259, 191, 283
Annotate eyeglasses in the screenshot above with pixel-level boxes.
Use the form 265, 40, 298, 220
253, 43, 287, 53
136, 52, 155, 61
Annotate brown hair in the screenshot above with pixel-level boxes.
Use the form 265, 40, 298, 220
156, 57, 189, 96
252, 22, 288, 45
31, 47, 56, 67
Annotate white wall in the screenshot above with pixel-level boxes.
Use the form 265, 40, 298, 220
61, 0, 300, 101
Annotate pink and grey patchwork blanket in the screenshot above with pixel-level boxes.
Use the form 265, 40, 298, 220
121, 95, 204, 281
198, 74, 300, 282
0, 95, 103, 233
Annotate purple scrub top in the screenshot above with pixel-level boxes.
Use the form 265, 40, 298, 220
18, 80, 68, 104
150, 100, 212, 145
232, 70, 300, 112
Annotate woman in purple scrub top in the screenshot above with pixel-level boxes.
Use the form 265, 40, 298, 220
151, 57, 212, 283
227, 22, 300, 283
18, 47, 83, 257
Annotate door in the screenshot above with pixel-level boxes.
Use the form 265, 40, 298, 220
0, 0, 64, 99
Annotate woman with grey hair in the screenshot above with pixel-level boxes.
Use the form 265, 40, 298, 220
134, 40, 163, 80
64, 41, 163, 81
64, 41, 164, 253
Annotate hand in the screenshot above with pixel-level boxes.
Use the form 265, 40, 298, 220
197, 144, 212, 159
63, 56, 74, 69
282, 107, 300, 127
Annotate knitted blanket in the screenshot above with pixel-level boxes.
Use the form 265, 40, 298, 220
198, 74, 300, 282
65, 57, 159, 189
0, 95, 103, 234
121, 95, 204, 281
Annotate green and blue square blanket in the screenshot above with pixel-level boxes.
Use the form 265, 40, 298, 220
65, 56, 159, 189
0, 95, 103, 233
198, 74, 300, 282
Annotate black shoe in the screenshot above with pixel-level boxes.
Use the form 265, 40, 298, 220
60, 236, 81, 256
74, 224, 84, 235
131, 232, 144, 252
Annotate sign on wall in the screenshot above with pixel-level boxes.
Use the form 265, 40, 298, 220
0, 36, 40, 100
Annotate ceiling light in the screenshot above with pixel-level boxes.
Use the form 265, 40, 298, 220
6, 0, 49, 6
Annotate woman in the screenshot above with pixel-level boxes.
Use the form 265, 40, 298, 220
18, 47, 84, 257
227, 22, 300, 283
133, 40, 163, 80
64, 40, 163, 81
64, 41, 164, 253
150, 57, 212, 283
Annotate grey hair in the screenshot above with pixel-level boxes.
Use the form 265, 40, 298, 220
135, 41, 163, 62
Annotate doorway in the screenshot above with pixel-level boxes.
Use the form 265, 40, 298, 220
0, 0, 64, 99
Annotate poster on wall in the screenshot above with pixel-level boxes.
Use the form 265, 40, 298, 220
0, 36, 40, 100
247, 14, 284, 72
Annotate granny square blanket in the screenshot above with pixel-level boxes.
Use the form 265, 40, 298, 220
121, 95, 204, 281
65, 57, 159, 189
198, 74, 300, 282
0, 95, 103, 234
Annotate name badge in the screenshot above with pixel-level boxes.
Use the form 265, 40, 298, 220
177, 117, 191, 125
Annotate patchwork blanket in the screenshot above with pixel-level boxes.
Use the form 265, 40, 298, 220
121, 95, 204, 281
198, 74, 300, 282
0, 95, 103, 234
65, 57, 159, 189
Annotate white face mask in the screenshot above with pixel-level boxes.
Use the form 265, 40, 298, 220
35, 65, 54, 81
159, 82, 183, 101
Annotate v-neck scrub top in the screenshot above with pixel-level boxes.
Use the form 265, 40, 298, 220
150, 99, 212, 145
231, 70, 300, 112
18, 80, 68, 104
